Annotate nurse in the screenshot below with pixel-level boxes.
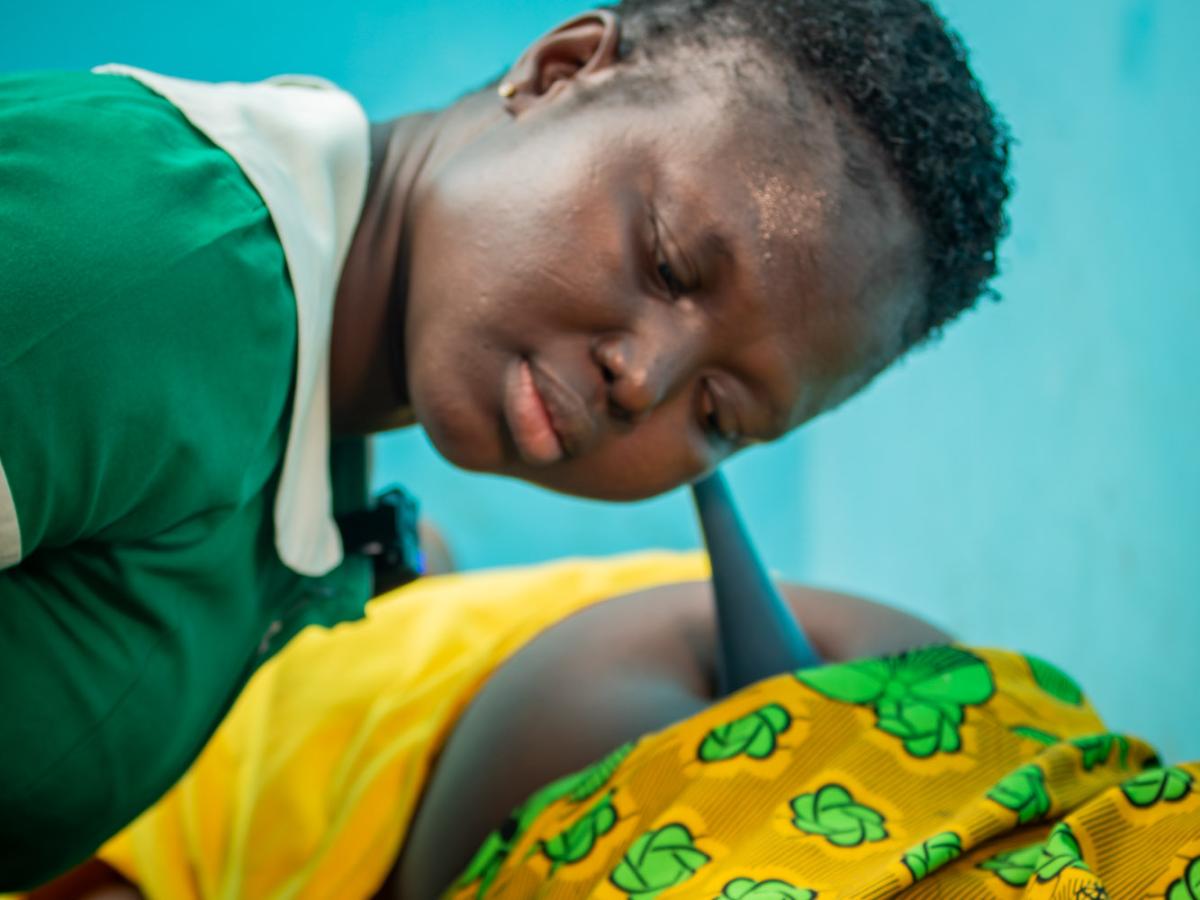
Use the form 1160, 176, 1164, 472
0, 0, 1010, 887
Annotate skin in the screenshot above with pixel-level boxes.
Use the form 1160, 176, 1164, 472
35, 580, 948, 900
331, 11, 925, 500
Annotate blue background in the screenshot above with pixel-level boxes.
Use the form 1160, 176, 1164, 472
5, 0, 1197, 759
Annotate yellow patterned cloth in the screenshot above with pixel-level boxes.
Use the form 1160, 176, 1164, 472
450, 648, 1200, 899
24, 553, 1197, 899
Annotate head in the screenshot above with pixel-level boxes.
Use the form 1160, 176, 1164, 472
400, 0, 1010, 500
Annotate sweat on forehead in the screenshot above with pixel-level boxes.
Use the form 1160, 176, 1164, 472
609, 38, 885, 214
697, 94, 927, 371
696, 79, 911, 284
726, 87, 926, 333
622, 82, 921, 380
724, 99, 845, 246
602, 0, 1012, 344
612, 25, 916, 232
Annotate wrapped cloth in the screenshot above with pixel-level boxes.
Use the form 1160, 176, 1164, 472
452, 649, 1199, 899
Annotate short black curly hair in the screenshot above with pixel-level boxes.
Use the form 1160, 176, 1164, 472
611, 0, 1012, 345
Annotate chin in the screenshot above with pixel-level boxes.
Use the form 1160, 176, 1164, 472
413, 391, 504, 474
512, 463, 683, 503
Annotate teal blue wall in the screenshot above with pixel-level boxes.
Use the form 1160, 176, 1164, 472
796, 0, 1200, 762
5, 0, 1196, 758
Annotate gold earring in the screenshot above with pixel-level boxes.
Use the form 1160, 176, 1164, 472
498, 81, 516, 99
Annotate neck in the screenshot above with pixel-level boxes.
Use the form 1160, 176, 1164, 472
330, 89, 506, 435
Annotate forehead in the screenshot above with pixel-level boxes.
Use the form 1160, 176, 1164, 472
635, 78, 924, 423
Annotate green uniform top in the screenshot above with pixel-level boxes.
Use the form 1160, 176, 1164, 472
0, 71, 371, 888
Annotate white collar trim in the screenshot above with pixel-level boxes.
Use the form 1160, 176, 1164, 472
94, 64, 371, 577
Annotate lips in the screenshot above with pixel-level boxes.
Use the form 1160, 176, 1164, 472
503, 357, 596, 467
504, 358, 566, 466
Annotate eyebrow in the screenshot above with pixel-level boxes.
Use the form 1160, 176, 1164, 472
700, 226, 734, 262
699, 227, 736, 271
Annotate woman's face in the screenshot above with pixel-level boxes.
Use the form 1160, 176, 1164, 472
402, 70, 923, 501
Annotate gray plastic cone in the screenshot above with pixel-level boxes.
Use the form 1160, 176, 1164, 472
692, 471, 822, 694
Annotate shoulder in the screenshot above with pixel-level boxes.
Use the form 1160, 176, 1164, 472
0, 70, 290, 367
0, 72, 299, 552
0, 66, 293, 301
0, 69, 270, 253
489, 578, 954, 684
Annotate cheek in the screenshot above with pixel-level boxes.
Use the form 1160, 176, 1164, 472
405, 193, 507, 343
406, 171, 596, 360
402, 178, 537, 471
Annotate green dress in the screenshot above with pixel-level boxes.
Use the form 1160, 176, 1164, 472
0, 71, 371, 888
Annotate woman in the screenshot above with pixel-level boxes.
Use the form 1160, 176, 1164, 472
25, 556, 1197, 899
0, 0, 1011, 886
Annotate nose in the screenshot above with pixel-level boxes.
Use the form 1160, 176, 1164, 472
593, 325, 704, 423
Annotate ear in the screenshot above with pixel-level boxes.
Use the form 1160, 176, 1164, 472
499, 10, 622, 114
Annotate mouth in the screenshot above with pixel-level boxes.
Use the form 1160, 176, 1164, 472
504, 358, 566, 466
503, 357, 599, 467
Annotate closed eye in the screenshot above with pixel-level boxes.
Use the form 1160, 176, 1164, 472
656, 260, 688, 298
650, 210, 692, 300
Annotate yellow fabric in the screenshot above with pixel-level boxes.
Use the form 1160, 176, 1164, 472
94, 552, 711, 900
451, 647, 1200, 899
